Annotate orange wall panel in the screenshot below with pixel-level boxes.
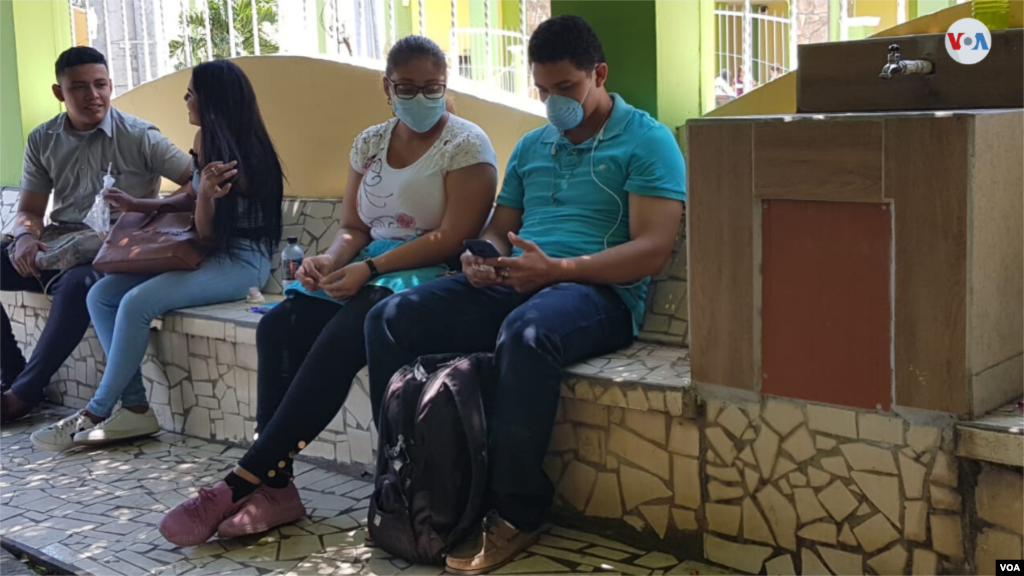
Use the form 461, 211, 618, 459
762, 200, 892, 410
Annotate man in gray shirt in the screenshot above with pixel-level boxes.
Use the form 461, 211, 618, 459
1, 47, 191, 423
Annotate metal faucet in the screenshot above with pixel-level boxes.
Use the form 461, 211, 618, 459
879, 44, 934, 79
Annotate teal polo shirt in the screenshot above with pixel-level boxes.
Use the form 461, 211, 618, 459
497, 94, 687, 333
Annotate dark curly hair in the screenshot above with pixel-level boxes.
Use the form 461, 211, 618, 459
528, 15, 605, 71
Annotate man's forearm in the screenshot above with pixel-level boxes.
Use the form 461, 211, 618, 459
554, 237, 670, 286
13, 212, 44, 239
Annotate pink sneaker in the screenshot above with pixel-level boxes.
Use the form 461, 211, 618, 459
160, 482, 248, 547
217, 482, 307, 538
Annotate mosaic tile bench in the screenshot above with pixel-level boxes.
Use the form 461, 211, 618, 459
9, 281, 1024, 575
8, 191, 1023, 574
1, 192, 702, 559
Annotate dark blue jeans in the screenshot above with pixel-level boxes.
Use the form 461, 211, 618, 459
365, 274, 634, 532
1, 240, 104, 404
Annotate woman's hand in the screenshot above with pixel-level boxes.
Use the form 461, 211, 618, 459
294, 254, 336, 291
460, 249, 503, 289
198, 160, 238, 200
320, 261, 372, 301
104, 188, 141, 213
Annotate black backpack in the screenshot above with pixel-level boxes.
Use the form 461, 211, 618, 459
368, 353, 494, 564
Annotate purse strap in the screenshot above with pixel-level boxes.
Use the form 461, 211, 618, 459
138, 203, 194, 229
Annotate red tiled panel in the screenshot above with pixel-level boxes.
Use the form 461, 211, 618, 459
762, 200, 892, 410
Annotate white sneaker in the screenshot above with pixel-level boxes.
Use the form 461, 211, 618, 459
31, 411, 97, 452
73, 406, 160, 446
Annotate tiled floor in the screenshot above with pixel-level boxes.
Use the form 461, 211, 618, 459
1, 406, 720, 576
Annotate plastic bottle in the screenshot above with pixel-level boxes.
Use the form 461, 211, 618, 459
282, 237, 304, 282
973, 0, 1010, 31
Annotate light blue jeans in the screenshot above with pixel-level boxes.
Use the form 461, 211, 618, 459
85, 241, 270, 418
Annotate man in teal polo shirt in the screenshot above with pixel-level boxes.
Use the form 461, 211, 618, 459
366, 15, 685, 573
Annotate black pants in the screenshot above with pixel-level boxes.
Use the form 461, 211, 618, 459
365, 274, 634, 531
238, 288, 391, 481
0, 240, 103, 403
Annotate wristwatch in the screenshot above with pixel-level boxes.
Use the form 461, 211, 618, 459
364, 257, 380, 279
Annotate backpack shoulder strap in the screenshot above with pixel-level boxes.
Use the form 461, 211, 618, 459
423, 353, 493, 544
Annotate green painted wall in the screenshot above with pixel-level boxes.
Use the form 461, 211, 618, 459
468, 0, 485, 28
699, 0, 715, 118
830, 0, 840, 41
551, 0, 659, 118
395, 0, 413, 40
655, 0, 701, 132
551, 0, 709, 133
500, 0, 520, 31
13, 0, 72, 140
5, 0, 73, 188
2, 0, 24, 187
316, 0, 327, 52
910, 0, 957, 19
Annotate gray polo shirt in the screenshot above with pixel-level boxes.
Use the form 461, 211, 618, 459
21, 107, 191, 224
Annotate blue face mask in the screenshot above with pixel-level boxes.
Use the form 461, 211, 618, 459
545, 82, 593, 131
393, 95, 446, 133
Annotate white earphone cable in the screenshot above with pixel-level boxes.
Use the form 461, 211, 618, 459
588, 118, 644, 289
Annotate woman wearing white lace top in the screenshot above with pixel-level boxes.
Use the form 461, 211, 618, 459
160, 36, 498, 546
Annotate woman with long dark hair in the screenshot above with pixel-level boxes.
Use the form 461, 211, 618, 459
30, 60, 282, 453
159, 36, 498, 546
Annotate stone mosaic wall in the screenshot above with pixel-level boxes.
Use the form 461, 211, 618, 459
548, 377, 703, 544
4, 189, 1015, 576
1, 188, 18, 235
272, 199, 344, 294
546, 381, 980, 575
2, 293, 379, 471
796, 0, 831, 45
697, 398, 966, 576
8, 290, 1020, 574
6, 294, 693, 471
640, 213, 689, 347
973, 464, 1024, 576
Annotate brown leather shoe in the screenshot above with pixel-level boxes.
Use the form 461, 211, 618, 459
445, 511, 539, 575
0, 391, 32, 424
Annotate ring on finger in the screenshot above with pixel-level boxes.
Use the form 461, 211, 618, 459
500, 268, 510, 279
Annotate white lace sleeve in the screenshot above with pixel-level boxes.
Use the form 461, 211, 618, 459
441, 119, 498, 175
350, 122, 391, 174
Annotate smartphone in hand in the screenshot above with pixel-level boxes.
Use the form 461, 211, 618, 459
463, 239, 501, 259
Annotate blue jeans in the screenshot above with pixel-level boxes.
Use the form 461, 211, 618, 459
85, 242, 270, 418
365, 274, 634, 532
